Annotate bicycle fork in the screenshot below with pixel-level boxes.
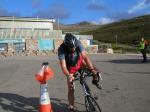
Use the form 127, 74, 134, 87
81, 82, 91, 97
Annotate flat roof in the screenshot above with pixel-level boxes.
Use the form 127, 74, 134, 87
0, 16, 55, 23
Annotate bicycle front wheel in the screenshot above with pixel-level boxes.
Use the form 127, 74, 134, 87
85, 95, 102, 112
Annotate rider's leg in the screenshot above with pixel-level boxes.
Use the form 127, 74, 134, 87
82, 59, 99, 71
67, 79, 75, 110
82, 59, 99, 78
81, 59, 87, 66
143, 49, 147, 62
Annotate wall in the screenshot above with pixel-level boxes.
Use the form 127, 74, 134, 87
0, 21, 53, 30
26, 39, 38, 51
0, 31, 98, 56
38, 39, 54, 50
0, 29, 62, 39
85, 45, 98, 54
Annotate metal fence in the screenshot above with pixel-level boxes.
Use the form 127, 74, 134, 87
0, 29, 62, 39
93, 40, 112, 52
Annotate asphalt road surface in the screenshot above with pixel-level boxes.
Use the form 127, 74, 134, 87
0, 54, 150, 112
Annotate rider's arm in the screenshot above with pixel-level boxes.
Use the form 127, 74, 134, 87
59, 59, 74, 81
58, 46, 73, 81
59, 59, 70, 76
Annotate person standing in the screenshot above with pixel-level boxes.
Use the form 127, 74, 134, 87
139, 37, 148, 62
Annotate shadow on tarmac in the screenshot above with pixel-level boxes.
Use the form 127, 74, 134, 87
122, 71, 150, 75
0, 93, 84, 112
0, 93, 38, 112
108, 59, 150, 64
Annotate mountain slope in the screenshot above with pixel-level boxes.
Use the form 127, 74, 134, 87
81, 14, 150, 44
53, 21, 99, 32
56, 14, 150, 44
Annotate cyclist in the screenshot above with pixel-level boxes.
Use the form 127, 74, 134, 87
58, 33, 100, 112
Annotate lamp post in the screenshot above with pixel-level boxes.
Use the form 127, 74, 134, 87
57, 18, 60, 30
115, 35, 118, 47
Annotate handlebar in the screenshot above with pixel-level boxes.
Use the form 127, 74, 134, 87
73, 72, 91, 81
73, 67, 102, 89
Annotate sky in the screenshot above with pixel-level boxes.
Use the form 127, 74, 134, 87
0, 0, 149, 24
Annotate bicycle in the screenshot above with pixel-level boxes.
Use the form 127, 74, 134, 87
73, 67, 102, 112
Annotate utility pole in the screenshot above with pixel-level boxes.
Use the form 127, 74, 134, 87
115, 35, 118, 47
57, 18, 60, 30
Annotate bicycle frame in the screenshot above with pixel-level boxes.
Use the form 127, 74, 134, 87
74, 68, 102, 112
81, 78, 91, 96
76, 68, 93, 97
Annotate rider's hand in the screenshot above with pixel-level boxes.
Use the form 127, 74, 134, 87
67, 74, 74, 82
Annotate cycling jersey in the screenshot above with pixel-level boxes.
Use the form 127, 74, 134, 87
139, 41, 145, 49
58, 40, 84, 73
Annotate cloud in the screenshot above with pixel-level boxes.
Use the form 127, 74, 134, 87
145, 0, 150, 4
0, 8, 10, 16
98, 17, 114, 24
104, 0, 150, 22
32, 0, 42, 8
32, 4, 70, 19
90, 0, 149, 24
99, 11, 146, 25
0, 7, 20, 17
128, 0, 150, 14
49, 5, 70, 19
91, 17, 115, 25
87, 2, 105, 11
109, 11, 140, 20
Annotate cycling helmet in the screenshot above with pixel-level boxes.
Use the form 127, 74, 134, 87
64, 33, 77, 48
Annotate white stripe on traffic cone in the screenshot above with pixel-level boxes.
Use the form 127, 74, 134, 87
39, 84, 53, 112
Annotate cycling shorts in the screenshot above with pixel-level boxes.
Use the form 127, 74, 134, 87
68, 56, 84, 74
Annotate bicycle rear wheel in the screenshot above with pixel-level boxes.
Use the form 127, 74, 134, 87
85, 96, 102, 112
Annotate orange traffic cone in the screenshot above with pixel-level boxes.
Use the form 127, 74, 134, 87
43, 66, 54, 82
39, 84, 53, 112
35, 66, 54, 84
35, 66, 45, 84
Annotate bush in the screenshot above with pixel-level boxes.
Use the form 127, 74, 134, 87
111, 43, 139, 53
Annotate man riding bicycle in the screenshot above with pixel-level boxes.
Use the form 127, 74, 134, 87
58, 33, 100, 112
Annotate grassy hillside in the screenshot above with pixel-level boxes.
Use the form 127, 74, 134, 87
81, 14, 150, 44
54, 21, 99, 32
54, 15, 150, 53
54, 14, 150, 45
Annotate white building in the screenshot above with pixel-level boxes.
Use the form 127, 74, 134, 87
0, 16, 55, 30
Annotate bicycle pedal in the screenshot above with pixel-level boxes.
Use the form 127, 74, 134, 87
94, 96, 98, 100
93, 94, 98, 100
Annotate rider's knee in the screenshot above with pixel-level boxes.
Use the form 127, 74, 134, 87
68, 87, 74, 93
